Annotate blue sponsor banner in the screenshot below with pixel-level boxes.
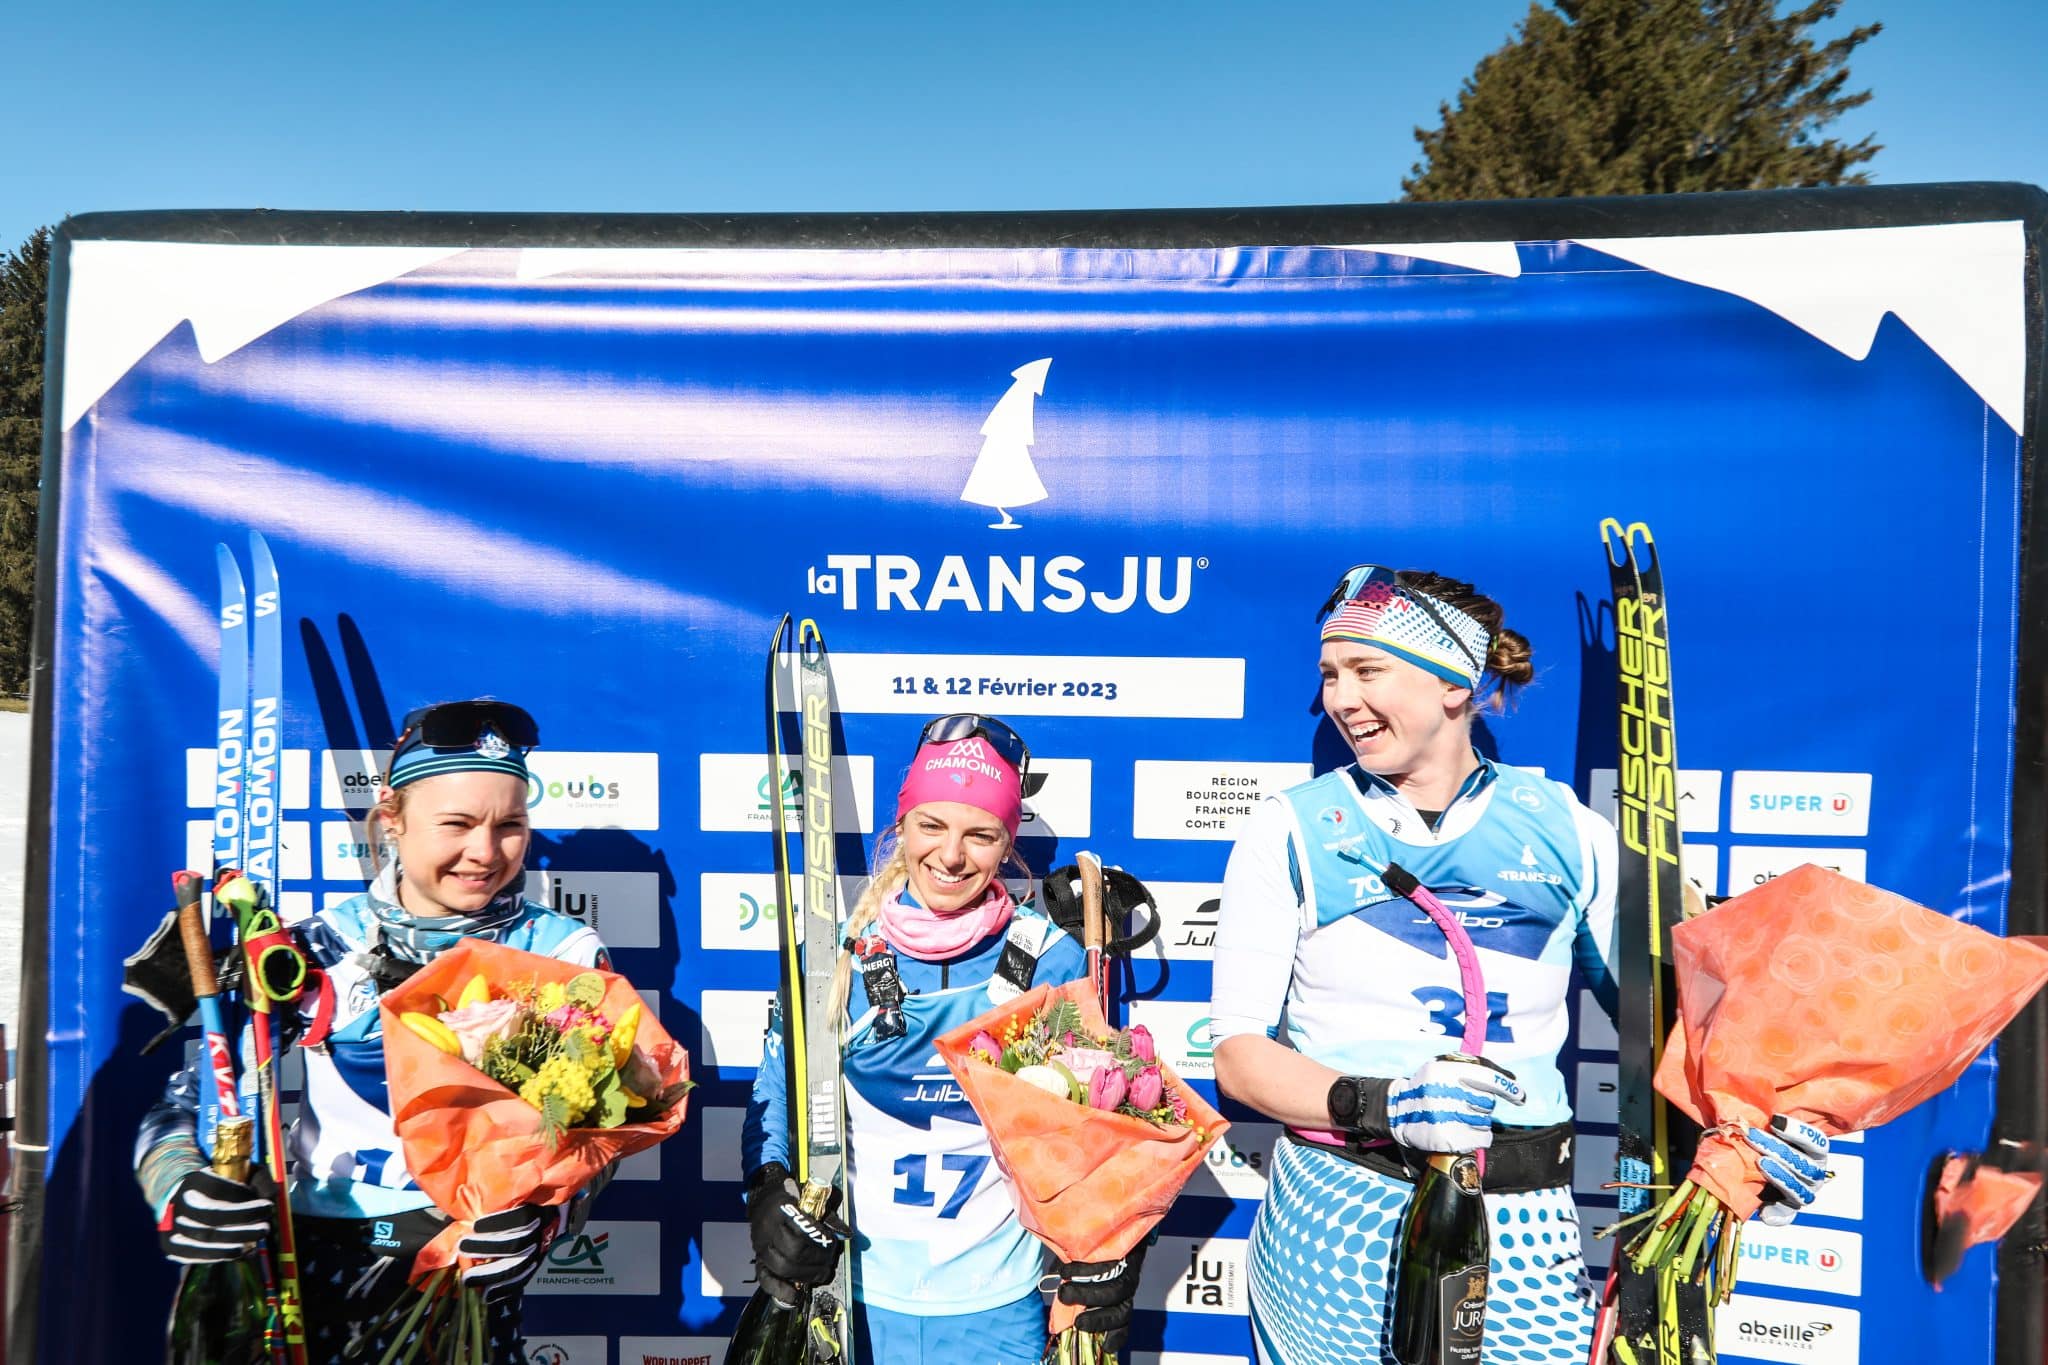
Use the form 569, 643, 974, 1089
32, 208, 2037, 1362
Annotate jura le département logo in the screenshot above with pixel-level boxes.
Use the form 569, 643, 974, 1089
960, 358, 1053, 530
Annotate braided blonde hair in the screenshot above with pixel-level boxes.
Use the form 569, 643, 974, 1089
829, 823, 1038, 1020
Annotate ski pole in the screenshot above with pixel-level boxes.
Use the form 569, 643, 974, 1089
174, 870, 289, 1363
217, 872, 310, 1365
1078, 852, 1108, 1017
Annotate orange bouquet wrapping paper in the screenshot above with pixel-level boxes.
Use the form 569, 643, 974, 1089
1653, 864, 2048, 1218
379, 938, 690, 1282
936, 979, 1228, 1333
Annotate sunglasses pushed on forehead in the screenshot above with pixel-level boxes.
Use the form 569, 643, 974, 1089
917, 713, 1046, 797
393, 699, 540, 758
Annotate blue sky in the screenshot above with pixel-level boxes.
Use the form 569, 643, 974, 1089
5, 0, 2042, 251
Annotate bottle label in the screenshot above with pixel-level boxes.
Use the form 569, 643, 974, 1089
1438, 1263, 1488, 1364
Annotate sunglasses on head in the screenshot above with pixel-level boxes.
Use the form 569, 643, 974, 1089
1316, 563, 1485, 679
391, 699, 540, 760
917, 713, 1045, 797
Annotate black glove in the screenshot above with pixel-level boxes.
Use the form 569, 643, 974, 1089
1055, 1239, 1147, 1349
456, 1204, 566, 1301
159, 1168, 272, 1264
746, 1163, 848, 1307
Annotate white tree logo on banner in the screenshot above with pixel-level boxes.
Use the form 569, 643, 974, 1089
959, 357, 1053, 529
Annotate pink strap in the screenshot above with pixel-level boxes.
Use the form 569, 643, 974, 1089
1384, 862, 1491, 1176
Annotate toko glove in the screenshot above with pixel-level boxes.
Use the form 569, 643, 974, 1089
1053, 1239, 1148, 1351
159, 1168, 272, 1264
1746, 1115, 1831, 1227
1388, 1054, 1525, 1154
456, 1203, 567, 1300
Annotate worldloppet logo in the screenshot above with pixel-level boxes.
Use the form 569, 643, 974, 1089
528, 1348, 570, 1365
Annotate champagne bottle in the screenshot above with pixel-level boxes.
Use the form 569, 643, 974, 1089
727, 1282, 812, 1364
726, 1183, 845, 1364
1388, 1152, 1489, 1365
167, 1117, 272, 1365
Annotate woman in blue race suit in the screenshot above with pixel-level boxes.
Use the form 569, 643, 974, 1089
742, 714, 1146, 1364
137, 700, 608, 1363
1210, 566, 1830, 1365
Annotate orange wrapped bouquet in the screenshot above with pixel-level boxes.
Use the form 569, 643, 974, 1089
935, 979, 1227, 1339
379, 939, 691, 1284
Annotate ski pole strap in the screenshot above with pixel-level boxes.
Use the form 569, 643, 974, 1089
241, 921, 310, 1004
295, 968, 337, 1050
1381, 863, 1487, 1059
1040, 864, 1162, 957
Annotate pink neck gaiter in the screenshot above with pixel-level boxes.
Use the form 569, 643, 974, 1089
875, 881, 1016, 962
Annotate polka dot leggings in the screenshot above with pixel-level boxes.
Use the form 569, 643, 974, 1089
1246, 1138, 1596, 1365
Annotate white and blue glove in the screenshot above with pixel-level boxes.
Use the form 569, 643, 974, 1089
1746, 1115, 1831, 1226
1388, 1054, 1526, 1154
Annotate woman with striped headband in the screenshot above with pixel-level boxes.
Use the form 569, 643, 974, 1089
741, 714, 1146, 1364
135, 700, 610, 1362
1207, 567, 1828, 1365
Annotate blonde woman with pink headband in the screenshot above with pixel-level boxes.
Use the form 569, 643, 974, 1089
739, 714, 1147, 1364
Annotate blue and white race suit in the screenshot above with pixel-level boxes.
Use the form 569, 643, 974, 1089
137, 890, 606, 1220
134, 887, 606, 1361
745, 901, 1087, 1365
1211, 756, 1619, 1365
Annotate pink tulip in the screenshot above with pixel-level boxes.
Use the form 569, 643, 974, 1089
1128, 1066, 1164, 1112
1087, 1065, 1129, 1111
968, 1030, 1004, 1065
1125, 1025, 1157, 1063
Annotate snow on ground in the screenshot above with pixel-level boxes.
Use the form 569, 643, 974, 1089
0, 709, 25, 1070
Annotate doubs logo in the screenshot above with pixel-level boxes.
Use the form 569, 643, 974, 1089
738, 891, 777, 933
527, 775, 624, 810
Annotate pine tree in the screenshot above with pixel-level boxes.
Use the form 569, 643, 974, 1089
1404, 0, 1880, 201
0, 228, 49, 697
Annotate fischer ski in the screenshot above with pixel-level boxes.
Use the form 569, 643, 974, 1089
757, 615, 853, 1363
1597, 520, 1711, 1365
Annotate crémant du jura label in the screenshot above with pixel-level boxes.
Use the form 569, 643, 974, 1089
1438, 1263, 1487, 1364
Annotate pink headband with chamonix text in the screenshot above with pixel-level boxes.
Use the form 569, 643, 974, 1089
896, 737, 1024, 836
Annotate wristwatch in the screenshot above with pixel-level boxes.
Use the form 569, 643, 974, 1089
1327, 1075, 1369, 1131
